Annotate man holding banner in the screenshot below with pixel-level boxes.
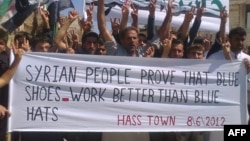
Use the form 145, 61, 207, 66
0, 28, 23, 118
1, 1, 248, 141
0, 27, 23, 141
207, 26, 250, 125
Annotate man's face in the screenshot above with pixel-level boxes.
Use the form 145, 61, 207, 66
139, 35, 147, 47
95, 45, 106, 55
0, 39, 6, 53
187, 49, 204, 59
169, 43, 184, 58
83, 37, 98, 54
229, 34, 246, 53
121, 30, 139, 52
34, 42, 51, 52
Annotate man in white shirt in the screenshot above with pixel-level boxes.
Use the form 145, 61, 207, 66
207, 26, 250, 124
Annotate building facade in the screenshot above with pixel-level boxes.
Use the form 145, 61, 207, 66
230, 0, 250, 45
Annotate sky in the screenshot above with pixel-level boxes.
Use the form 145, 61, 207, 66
61, 0, 84, 16
61, 0, 109, 33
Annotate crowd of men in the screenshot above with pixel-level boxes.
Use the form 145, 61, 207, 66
0, 0, 250, 141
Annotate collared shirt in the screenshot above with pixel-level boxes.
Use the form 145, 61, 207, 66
104, 39, 144, 57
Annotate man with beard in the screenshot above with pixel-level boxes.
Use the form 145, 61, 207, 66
207, 26, 250, 124
97, 0, 143, 57
81, 32, 99, 54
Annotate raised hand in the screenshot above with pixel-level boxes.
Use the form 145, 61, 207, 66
120, 0, 131, 31
149, 0, 157, 17
131, 3, 139, 28
196, 31, 202, 38
220, 36, 231, 60
0, 105, 10, 119
15, 37, 30, 52
196, 1, 204, 21
39, 7, 49, 22
68, 9, 79, 22
69, 29, 79, 46
122, 0, 131, 16
110, 17, 121, 34
184, 6, 195, 22
161, 33, 173, 58
143, 46, 155, 58
202, 32, 213, 52
166, 0, 173, 15
79, 19, 92, 32
63, 33, 73, 49
220, 6, 228, 24
87, 3, 94, 21
162, 36, 172, 50
131, 4, 139, 21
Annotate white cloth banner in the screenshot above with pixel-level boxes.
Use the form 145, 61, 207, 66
87, 0, 230, 32
8, 52, 247, 132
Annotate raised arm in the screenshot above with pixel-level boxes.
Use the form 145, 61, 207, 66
177, 7, 195, 41
78, 18, 93, 38
131, 4, 139, 29
219, 6, 228, 43
54, 10, 79, 50
187, 2, 204, 47
36, 6, 52, 36
79, 3, 94, 36
205, 6, 228, 58
31, 8, 39, 37
158, 0, 173, 41
221, 37, 232, 60
219, 7, 230, 60
202, 32, 213, 57
0, 45, 23, 88
110, 17, 121, 43
97, 0, 113, 42
86, 3, 94, 25
40, 7, 50, 31
147, 0, 157, 40
119, 1, 130, 32
161, 34, 172, 58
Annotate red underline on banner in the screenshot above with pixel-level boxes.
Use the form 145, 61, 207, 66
62, 98, 69, 102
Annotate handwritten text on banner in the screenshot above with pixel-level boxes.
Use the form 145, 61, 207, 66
8, 52, 247, 132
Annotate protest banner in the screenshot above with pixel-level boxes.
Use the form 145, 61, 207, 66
86, 0, 230, 32
8, 52, 248, 132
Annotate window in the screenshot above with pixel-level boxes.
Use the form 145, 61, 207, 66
246, 5, 250, 28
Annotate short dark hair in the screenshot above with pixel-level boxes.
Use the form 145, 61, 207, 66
119, 26, 139, 41
14, 31, 32, 42
193, 38, 204, 45
82, 31, 99, 43
172, 38, 183, 45
138, 33, 147, 38
0, 28, 8, 44
187, 44, 205, 54
229, 27, 246, 39
31, 34, 52, 49
98, 38, 104, 46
